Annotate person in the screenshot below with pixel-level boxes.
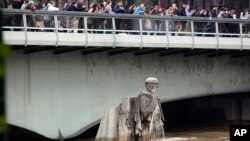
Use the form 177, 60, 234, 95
135, 3, 145, 15
166, 6, 178, 34
178, 2, 186, 16
128, 4, 136, 14
66, 1, 77, 11
171, 3, 178, 16
210, 6, 218, 18
114, 0, 125, 14
228, 10, 238, 35
134, 77, 165, 141
12, 0, 23, 9
88, 3, 100, 31
240, 9, 249, 19
221, 7, 229, 18
178, 3, 187, 32
25, 0, 36, 29
240, 9, 250, 34
114, 1, 126, 30
149, 5, 161, 33
77, 0, 86, 12
97, 3, 106, 31
103, 0, 113, 31
104, 0, 113, 14
88, 3, 99, 13
131, 3, 145, 33
43, 1, 59, 30
21, 0, 28, 9
66, 1, 77, 31
217, 7, 230, 35
77, 0, 86, 31
184, 5, 193, 32
25, 0, 35, 10
12, 0, 24, 28
230, 10, 237, 19
185, 5, 193, 17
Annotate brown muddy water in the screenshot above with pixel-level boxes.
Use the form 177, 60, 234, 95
76, 126, 229, 141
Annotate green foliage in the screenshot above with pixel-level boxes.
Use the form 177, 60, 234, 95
0, 43, 8, 131
0, 42, 11, 78
0, 43, 11, 58
0, 7, 8, 134
0, 115, 7, 129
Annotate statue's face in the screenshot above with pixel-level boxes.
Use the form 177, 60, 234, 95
146, 81, 158, 93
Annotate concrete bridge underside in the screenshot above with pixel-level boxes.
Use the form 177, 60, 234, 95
5, 48, 250, 139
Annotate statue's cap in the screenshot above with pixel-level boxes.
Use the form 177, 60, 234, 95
145, 77, 158, 83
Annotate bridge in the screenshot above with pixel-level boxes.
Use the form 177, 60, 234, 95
2, 9, 250, 140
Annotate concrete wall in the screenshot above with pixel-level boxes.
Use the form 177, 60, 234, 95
5, 50, 250, 139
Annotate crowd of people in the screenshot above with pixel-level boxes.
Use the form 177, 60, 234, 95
6, 0, 250, 34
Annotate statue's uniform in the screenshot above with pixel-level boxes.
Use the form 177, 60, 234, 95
137, 90, 165, 141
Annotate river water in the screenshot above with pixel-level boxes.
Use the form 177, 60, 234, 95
76, 126, 229, 141
163, 126, 229, 141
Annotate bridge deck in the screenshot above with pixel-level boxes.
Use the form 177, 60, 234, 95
4, 31, 250, 50
2, 9, 250, 50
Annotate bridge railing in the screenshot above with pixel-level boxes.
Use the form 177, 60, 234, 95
1, 8, 250, 49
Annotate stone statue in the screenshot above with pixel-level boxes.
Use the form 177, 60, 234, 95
96, 77, 165, 141
134, 77, 165, 141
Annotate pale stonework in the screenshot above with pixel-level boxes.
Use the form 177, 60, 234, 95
96, 77, 165, 141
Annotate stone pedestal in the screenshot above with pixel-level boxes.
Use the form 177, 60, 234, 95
96, 97, 137, 141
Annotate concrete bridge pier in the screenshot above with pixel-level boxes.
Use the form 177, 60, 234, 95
5, 49, 250, 139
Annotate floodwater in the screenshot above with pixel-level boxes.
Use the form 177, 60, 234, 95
163, 127, 229, 141
78, 126, 229, 141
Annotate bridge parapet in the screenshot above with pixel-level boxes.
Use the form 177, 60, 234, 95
1, 8, 250, 50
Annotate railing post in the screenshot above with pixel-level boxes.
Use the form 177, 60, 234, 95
165, 20, 169, 49
139, 18, 143, 49
240, 22, 243, 51
22, 13, 28, 47
111, 17, 116, 48
191, 20, 194, 50
54, 15, 59, 47
215, 21, 219, 50
84, 16, 88, 48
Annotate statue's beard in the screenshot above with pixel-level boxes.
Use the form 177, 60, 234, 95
150, 88, 157, 94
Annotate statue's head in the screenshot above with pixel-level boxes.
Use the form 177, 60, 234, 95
145, 77, 158, 94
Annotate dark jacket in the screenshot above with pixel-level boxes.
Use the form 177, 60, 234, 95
77, 2, 86, 12
114, 5, 125, 13
66, 5, 77, 11
211, 9, 218, 17
179, 6, 186, 16
12, 0, 23, 9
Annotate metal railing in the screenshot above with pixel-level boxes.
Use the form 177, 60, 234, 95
1, 8, 250, 47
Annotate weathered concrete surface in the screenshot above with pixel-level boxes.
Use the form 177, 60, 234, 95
96, 105, 119, 141
5, 50, 250, 139
96, 97, 139, 141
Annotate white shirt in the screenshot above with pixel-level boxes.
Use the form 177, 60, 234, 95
47, 4, 59, 11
